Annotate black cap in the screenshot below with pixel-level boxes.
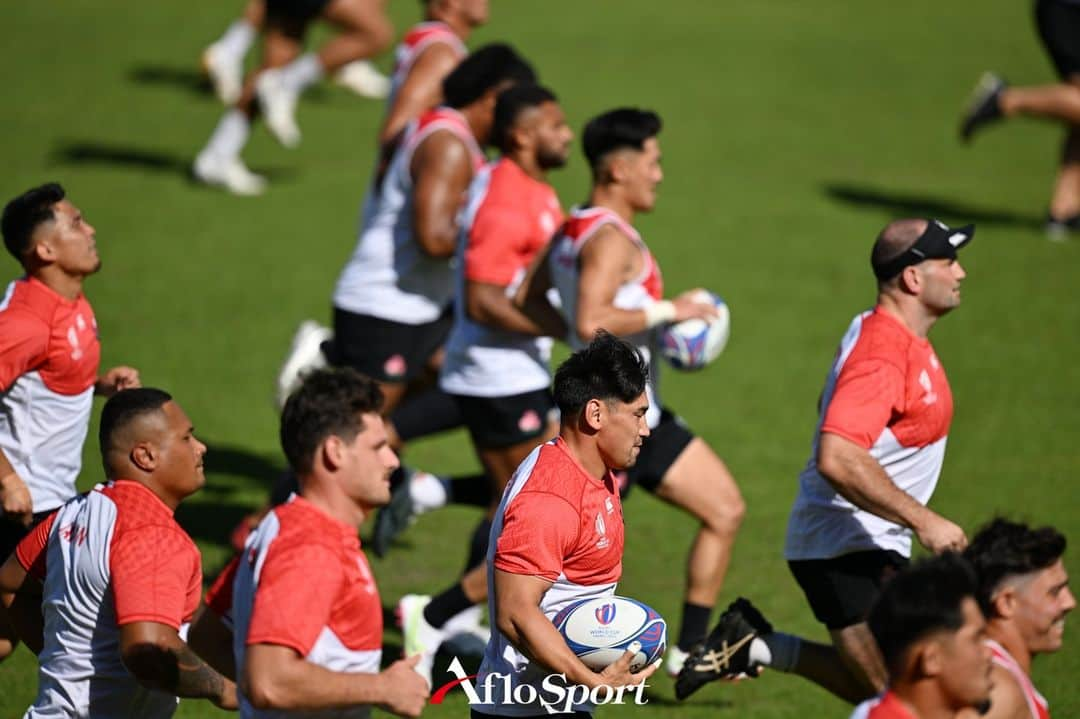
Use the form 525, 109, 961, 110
872, 219, 974, 281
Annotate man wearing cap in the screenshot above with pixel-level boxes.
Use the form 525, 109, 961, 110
675, 218, 975, 704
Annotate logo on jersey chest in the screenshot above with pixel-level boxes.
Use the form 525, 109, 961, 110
919, 369, 938, 405
595, 512, 609, 549
60, 522, 88, 546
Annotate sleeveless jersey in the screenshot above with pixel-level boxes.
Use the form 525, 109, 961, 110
333, 107, 485, 324
785, 307, 954, 560
440, 158, 563, 397
387, 21, 467, 109
849, 691, 917, 719
548, 206, 665, 427
988, 639, 1051, 719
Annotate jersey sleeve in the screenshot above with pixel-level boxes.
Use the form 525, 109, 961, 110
494, 491, 580, 581
821, 358, 906, 449
14, 510, 58, 580
245, 540, 343, 657
0, 310, 49, 391
110, 524, 200, 630
465, 203, 529, 286
204, 555, 239, 620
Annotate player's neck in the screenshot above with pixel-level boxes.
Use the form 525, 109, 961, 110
32, 265, 84, 301
300, 477, 367, 529
877, 293, 937, 339
588, 187, 636, 224
893, 680, 955, 719
986, 621, 1034, 674
459, 103, 489, 145
559, 428, 609, 482
434, 13, 472, 40
509, 153, 546, 182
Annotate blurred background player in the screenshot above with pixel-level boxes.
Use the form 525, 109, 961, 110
473, 331, 659, 717
960, 518, 1074, 719
201, 0, 391, 106
0, 183, 140, 661
960, 0, 1080, 238
0, 388, 238, 716
676, 218, 974, 702
397, 83, 572, 681
196, 368, 429, 717
527, 107, 745, 677
850, 553, 993, 719
193, 0, 395, 195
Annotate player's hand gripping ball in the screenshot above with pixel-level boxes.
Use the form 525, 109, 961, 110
552, 596, 666, 672
659, 290, 730, 371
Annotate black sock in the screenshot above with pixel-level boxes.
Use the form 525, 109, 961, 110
390, 387, 463, 442
445, 473, 491, 507
677, 602, 713, 651
424, 584, 472, 629
464, 518, 492, 572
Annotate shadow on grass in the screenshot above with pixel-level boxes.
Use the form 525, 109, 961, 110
48, 140, 297, 183
823, 182, 1043, 229
127, 63, 333, 102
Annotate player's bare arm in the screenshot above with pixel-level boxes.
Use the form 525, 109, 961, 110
0, 449, 32, 525
817, 432, 966, 552
467, 280, 555, 336
242, 642, 427, 716
119, 620, 238, 710
956, 664, 1028, 719
411, 131, 473, 258
493, 568, 656, 690
0, 553, 43, 654
94, 365, 141, 397
187, 604, 237, 681
378, 43, 461, 146
513, 239, 568, 338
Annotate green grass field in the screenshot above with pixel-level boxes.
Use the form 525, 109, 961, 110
2, 0, 1078, 716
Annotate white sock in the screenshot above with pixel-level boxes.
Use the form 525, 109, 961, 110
203, 109, 250, 160
749, 633, 801, 672
277, 53, 325, 94
215, 20, 256, 60
409, 471, 448, 513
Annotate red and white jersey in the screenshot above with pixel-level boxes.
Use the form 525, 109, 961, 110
217, 495, 383, 719
988, 639, 1051, 719
334, 107, 485, 324
0, 277, 100, 514
476, 438, 624, 716
16, 480, 202, 719
387, 21, 467, 109
548, 206, 665, 427
849, 691, 918, 719
785, 307, 954, 560
440, 158, 563, 397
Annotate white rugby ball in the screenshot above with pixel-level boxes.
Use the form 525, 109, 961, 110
659, 290, 730, 371
552, 595, 666, 672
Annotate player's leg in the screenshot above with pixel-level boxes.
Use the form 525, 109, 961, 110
202, 0, 265, 105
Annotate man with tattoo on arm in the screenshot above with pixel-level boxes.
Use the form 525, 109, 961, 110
0, 388, 236, 717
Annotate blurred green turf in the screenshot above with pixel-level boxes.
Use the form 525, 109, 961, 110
1, 1, 1078, 717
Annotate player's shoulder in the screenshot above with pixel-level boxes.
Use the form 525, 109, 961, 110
844, 308, 916, 370
0, 278, 53, 329
517, 442, 589, 502
265, 497, 347, 552
849, 691, 915, 719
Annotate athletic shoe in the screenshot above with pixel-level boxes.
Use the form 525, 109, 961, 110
664, 645, 692, 678
443, 604, 489, 643
201, 44, 243, 105
372, 468, 419, 557
193, 151, 267, 196
960, 72, 1006, 143
256, 69, 301, 148
275, 320, 332, 409
398, 594, 446, 688
1045, 212, 1080, 242
335, 60, 391, 99
674, 598, 772, 700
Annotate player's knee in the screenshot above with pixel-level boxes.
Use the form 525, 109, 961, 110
702, 493, 745, 536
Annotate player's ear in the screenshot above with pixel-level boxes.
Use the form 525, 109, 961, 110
321, 435, 345, 471
917, 638, 944, 678
898, 264, 922, 294
991, 586, 1016, 620
130, 441, 157, 472
583, 397, 604, 432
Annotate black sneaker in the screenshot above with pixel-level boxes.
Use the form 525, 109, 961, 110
1045, 212, 1080, 241
372, 469, 416, 557
960, 72, 1006, 143
674, 598, 773, 700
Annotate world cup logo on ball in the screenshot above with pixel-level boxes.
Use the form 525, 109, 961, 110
595, 602, 616, 626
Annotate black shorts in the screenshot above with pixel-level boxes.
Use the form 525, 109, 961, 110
0, 510, 54, 564
264, 0, 332, 25
331, 306, 453, 384
788, 549, 908, 630
626, 408, 695, 493
454, 389, 556, 450
1036, 0, 1080, 80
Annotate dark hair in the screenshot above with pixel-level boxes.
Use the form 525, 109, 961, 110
99, 388, 174, 462
2, 182, 66, 264
442, 43, 536, 110
553, 330, 648, 417
868, 552, 979, 676
492, 84, 557, 153
964, 518, 1067, 617
280, 367, 385, 474
582, 108, 661, 177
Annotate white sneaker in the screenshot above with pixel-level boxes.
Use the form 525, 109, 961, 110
255, 69, 301, 148
275, 320, 332, 409
201, 44, 243, 105
442, 604, 489, 643
398, 594, 446, 688
335, 60, 391, 99
664, 645, 690, 678
193, 151, 267, 196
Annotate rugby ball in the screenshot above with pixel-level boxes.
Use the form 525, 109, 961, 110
552, 596, 666, 672
659, 291, 730, 371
